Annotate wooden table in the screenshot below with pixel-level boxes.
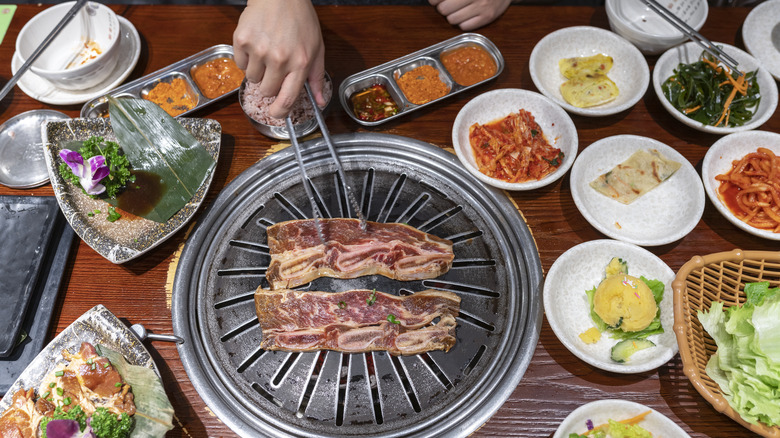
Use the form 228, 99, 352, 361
0, 4, 776, 437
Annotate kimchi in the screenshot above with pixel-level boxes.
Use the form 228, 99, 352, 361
469, 109, 563, 183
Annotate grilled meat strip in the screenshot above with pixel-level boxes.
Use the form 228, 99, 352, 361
255, 288, 460, 355
265, 219, 454, 289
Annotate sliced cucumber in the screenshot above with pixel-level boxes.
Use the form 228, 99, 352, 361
610, 338, 655, 363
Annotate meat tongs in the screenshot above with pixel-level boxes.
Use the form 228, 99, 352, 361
285, 116, 328, 246
303, 82, 367, 231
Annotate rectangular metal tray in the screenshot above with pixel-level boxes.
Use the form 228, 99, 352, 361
339, 33, 504, 126
80, 44, 240, 118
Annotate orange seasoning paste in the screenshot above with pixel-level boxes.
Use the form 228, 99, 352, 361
144, 77, 198, 116
469, 109, 563, 183
191, 57, 245, 99
395, 64, 449, 105
441, 45, 497, 86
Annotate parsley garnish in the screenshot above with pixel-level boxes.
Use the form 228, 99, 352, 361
543, 151, 564, 167
387, 314, 401, 324
58, 136, 135, 199
530, 129, 538, 137
366, 289, 377, 306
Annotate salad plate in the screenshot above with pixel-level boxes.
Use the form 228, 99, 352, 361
701, 130, 780, 240
43, 117, 221, 264
652, 41, 778, 134
554, 399, 690, 438
570, 135, 704, 246
543, 239, 677, 374
529, 26, 649, 117
743, 0, 780, 81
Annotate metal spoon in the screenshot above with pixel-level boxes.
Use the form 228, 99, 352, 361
0, 0, 88, 102
130, 323, 184, 344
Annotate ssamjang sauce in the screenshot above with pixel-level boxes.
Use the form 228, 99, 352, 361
441, 45, 497, 86
191, 57, 245, 99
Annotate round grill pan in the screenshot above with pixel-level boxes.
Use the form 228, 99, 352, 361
172, 133, 542, 437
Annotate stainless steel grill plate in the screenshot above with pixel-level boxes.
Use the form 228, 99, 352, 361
172, 133, 542, 437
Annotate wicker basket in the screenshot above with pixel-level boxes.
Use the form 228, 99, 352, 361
672, 249, 780, 438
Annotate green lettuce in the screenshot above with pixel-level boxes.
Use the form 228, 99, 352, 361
698, 282, 780, 427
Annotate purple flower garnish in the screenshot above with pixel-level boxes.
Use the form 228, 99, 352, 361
586, 418, 594, 430
45, 419, 96, 438
59, 149, 110, 195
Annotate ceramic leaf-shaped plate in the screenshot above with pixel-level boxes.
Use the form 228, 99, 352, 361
42, 117, 220, 263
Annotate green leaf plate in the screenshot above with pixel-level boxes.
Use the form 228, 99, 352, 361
42, 117, 221, 264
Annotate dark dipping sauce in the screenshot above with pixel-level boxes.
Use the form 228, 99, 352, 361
116, 170, 165, 217
350, 84, 399, 122
441, 45, 497, 86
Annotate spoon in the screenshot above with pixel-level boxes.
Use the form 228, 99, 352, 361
130, 323, 184, 344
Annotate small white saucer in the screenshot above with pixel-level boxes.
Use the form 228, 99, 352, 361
554, 399, 690, 438
11, 16, 140, 106
743, 0, 780, 81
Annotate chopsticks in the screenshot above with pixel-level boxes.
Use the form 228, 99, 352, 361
640, 0, 742, 76
304, 82, 368, 231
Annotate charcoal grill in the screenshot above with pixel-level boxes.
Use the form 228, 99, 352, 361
172, 133, 542, 437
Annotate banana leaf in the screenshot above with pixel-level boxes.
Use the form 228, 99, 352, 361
107, 96, 216, 223
97, 345, 175, 437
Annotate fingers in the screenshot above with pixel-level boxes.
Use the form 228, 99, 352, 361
430, 0, 511, 30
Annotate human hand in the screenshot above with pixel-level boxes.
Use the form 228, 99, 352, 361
428, 0, 511, 31
233, 0, 326, 119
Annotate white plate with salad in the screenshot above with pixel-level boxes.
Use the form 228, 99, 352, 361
652, 41, 777, 134
543, 239, 678, 374
554, 399, 690, 438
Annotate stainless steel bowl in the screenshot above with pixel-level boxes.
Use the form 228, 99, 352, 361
238, 73, 332, 140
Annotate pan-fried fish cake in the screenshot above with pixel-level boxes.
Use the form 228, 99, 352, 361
560, 74, 619, 108
590, 149, 682, 204
558, 54, 613, 79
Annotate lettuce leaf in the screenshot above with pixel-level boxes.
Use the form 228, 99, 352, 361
698, 282, 780, 427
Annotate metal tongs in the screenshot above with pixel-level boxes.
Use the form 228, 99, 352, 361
640, 0, 742, 76
285, 82, 368, 245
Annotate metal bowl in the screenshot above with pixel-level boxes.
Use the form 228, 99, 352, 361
239, 73, 332, 140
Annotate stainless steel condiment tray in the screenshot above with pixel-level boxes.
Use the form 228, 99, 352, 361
80, 44, 240, 118
339, 33, 504, 126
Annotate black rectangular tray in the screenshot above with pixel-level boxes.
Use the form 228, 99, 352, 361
0, 196, 74, 394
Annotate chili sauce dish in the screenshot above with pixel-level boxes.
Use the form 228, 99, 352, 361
339, 33, 504, 126
529, 26, 649, 117
80, 44, 244, 119
652, 41, 778, 134
451, 88, 577, 191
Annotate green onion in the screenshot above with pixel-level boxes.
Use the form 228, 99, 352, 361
387, 314, 401, 324
366, 289, 377, 306
54, 370, 64, 377
338, 301, 347, 309
56, 387, 64, 396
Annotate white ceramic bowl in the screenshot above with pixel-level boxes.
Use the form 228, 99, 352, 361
16, 1, 121, 91
606, 0, 708, 55
570, 135, 704, 247
652, 41, 778, 134
742, 0, 780, 81
702, 130, 780, 240
529, 26, 649, 117
543, 239, 678, 374
554, 400, 690, 438
451, 89, 577, 191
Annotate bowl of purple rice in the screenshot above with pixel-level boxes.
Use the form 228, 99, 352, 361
239, 72, 333, 140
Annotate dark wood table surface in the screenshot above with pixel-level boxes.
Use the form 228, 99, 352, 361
0, 4, 777, 437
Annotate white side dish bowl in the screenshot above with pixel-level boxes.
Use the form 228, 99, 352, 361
543, 239, 678, 374
606, 0, 708, 55
452, 88, 577, 191
742, 0, 780, 81
529, 26, 649, 117
570, 135, 704, 246
554, 399, 690, 438
702, 130, 780, 241
16, 1, 121, 91
652, 41, 778, 134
